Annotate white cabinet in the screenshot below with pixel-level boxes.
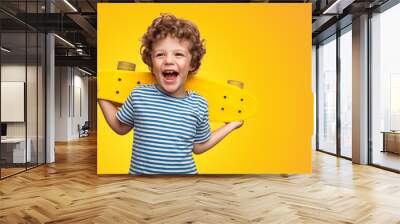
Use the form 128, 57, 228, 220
1, 138, 32, 163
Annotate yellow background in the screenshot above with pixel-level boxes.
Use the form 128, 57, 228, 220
97, 3, 313, 174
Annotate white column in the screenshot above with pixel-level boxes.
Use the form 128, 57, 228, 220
46, 33, 55, 163
45, 0, 55, 163
352, 14, 369, 164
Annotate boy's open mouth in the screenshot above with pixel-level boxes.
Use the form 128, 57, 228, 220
162, 70, 179, 82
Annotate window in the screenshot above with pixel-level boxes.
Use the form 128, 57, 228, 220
339, 27, 352, 158
317, 35, 337, 154
371, 2, 400, 171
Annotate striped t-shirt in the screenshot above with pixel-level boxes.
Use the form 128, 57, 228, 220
116, 84, 211, 174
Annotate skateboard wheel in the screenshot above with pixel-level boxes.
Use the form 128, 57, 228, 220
117, 61, 136, 71
227, 80, 244, 89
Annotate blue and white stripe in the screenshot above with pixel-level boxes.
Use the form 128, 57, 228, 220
116, 84, 211, 174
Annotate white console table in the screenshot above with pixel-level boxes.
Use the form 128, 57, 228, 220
1, 138, 32, 163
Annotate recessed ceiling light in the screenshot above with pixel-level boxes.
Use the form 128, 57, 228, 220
1, 47, 11, 53
323, 0, 354, 15
63, 0, 78, 12
77, 67, 93, 76
54, 34, 75, 48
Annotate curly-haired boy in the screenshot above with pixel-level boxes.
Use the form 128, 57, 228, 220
99, 14, 242, 174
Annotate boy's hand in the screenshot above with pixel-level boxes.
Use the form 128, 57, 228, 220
226, 121, 244, 130
193, 120, 244, 154
98, 99, 132, 135
98, 99, 122, 107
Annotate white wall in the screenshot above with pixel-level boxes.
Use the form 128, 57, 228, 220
54, 67, 89, 141
73, 72, 89, 137
55, 67, 69, 141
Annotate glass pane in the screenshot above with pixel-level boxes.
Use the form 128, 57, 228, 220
1, 30, 27, 177
1, 1, 46, 178
26, 0, 39, 170
340, 28, 352, 158
371, 3, 400, 171
318, 36, 337, 154
27, 31, 38, 169
38, 32, 45, 165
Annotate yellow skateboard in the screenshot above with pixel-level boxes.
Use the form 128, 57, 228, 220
98, 62, 258, 122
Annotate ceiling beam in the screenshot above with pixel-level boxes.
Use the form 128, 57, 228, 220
67, 13, 97, 41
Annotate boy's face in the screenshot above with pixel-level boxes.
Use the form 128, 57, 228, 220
151, 35, 194, 97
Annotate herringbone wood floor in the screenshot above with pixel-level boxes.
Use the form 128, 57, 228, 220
1, 135, 400, 224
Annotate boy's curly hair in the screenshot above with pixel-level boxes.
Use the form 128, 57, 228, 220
141, 13, 206, 75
